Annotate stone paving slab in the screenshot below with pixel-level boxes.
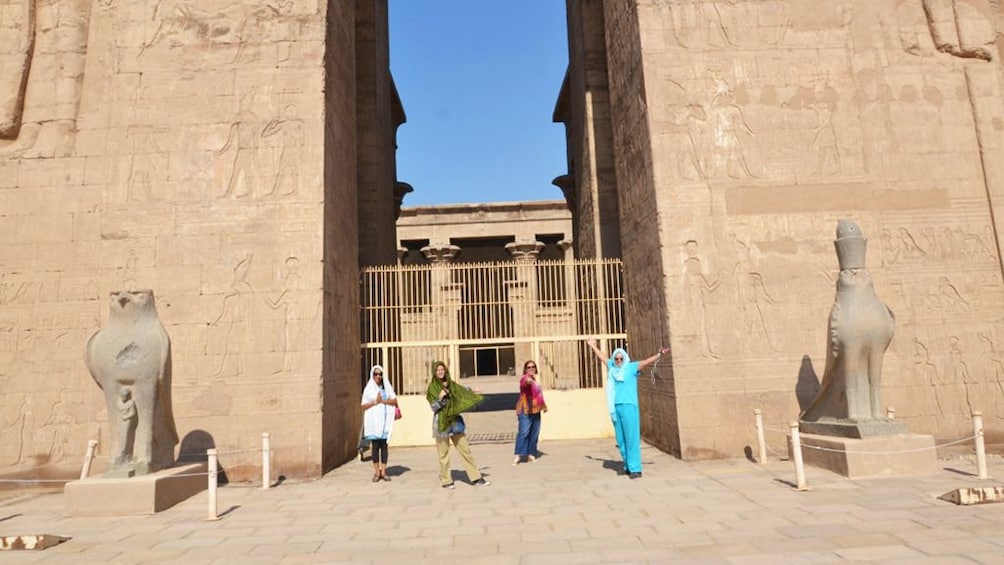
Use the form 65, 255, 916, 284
0, 439, 1002, 563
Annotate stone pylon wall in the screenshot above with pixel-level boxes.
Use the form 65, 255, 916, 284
601, 0, 1004, 458
0, 0, 362, 479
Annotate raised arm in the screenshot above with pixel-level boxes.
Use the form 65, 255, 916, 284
585, 338, 607, 364
637, 346, 670, 370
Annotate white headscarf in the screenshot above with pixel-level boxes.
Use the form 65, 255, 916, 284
608, 348, 632, 382
605, 348, 632, 417
361, 365, 396, 440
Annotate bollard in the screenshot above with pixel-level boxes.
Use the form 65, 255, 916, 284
261, 432, 271, 490
789, 422, 808, 491
79, 439, 99, 480
754, 409, 767, 464
973, 411, 988, 480
886, 406, 895, 419
207, 448, 219, 521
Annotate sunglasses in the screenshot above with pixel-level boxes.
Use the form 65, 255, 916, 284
374, 372, 383, 376
614, 357, 624, 361
526, 365, 537, 369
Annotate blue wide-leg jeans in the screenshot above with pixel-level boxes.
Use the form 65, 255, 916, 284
515, 412, 541, 457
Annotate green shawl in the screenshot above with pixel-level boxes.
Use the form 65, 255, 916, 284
426, 362, 484, 432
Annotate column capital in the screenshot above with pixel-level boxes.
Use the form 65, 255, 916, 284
421, 243, 461, 263
557, 238, 574, 257
505, 239, 545, 263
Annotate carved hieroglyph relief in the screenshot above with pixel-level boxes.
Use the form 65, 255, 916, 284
140, 1, 315, 65
0, 0, 92, 158
658, 0, 792, 48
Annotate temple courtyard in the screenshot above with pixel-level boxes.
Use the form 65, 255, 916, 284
0, 438, 1002, 564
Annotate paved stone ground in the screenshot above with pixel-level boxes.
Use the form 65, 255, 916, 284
1, 439, 1003, 564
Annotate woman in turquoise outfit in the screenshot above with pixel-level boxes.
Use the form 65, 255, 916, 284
586, 339, 668, 479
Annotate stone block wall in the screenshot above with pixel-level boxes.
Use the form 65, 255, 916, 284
0, 0, 366, 479
598, 0, 1004, 458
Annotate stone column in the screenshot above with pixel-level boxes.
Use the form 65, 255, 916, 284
419, 243, 463, 376
505, 240, 544, 373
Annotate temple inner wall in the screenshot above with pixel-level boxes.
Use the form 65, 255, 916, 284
609, 0, 1004, 458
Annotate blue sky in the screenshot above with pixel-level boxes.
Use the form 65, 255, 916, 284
388, 1, 569, 206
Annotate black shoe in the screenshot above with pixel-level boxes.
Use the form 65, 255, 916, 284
629, 472, 642, 479
472, 478, 491, 487
442, 482, 455, 490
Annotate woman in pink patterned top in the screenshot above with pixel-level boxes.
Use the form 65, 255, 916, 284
513, 359, 547, 465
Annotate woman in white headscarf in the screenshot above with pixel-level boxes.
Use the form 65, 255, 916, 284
361, 364, 398, 482
586, 339, 668, 479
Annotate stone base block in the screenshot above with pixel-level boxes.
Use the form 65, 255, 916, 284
64, 463, 207, 516
793, 433, 937, 478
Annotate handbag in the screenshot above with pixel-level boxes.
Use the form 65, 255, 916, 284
394, 405, 402, 420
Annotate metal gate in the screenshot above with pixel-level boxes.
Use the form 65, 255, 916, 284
360, 258, 627, 395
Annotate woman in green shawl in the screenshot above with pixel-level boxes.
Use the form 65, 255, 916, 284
427, 361, 490, 489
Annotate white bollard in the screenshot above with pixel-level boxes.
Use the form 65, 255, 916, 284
79, 439, 98, 480
789, 422, 808, 491
754, 409, 767, 464
207, 448, 219, 521
261, 432, 271, 490
886, 406, 895, 419
973, 411, 988, 480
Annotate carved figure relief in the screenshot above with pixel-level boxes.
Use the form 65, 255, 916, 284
936, 336, 980, 427
260, 105, 303, 198
12, 395, 35, 465
732, 236, 778, 352
40, 388, 77, 463
144, 3, 246, 49
809, 96, 840, 176
126, 128, 169, 203
0, 0, 91, 158
667, 75, 757, 181
217, 94, 302, 200
707, 79, 756, 179
209, 253, 297, 379
977, 334, 1004, 415
141, 2, 306, 64
85, 290, 178, 476
210, 253, 255, 378
683, 240, 722, 359
664, 0, 791, 48
261, 257, 302, 375
912, 340, 945, 427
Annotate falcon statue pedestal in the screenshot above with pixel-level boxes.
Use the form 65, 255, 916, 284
797, 221, 935, 478
64, 463, 207, 516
